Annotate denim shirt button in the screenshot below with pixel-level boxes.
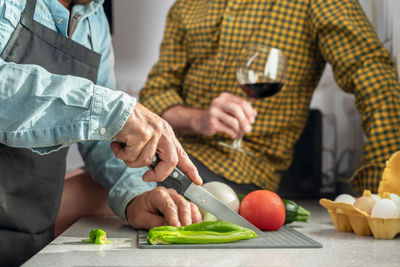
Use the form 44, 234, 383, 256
56, 18, 63, 24
99, 128, 107, 135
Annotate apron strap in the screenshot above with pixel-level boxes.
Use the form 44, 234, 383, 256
21, 0, 37, 23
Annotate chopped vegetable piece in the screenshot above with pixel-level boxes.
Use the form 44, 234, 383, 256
147, 221, 257, 245
82, 228, 111, 244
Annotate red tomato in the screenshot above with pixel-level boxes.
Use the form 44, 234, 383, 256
239, 190, 285, 231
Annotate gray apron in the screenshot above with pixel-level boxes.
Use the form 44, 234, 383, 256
0, 0, 100, 265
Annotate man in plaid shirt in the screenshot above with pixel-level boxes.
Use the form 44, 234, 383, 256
140, 0, 400, 194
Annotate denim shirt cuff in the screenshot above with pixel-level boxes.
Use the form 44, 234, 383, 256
88, 84, 136, 140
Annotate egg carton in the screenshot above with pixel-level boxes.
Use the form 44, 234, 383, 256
319, 197, 400, 239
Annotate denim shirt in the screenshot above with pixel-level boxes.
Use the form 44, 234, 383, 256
0, 0, 155, 220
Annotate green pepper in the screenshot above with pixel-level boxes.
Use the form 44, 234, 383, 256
147, 221, 258, 245
82, 228, 111, 245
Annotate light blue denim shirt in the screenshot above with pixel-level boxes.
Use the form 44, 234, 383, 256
0, 0, 155, 220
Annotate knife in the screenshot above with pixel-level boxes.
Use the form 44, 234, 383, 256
150, 154, 263, 235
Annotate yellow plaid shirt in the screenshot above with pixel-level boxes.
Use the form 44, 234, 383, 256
140, 0, 400, 193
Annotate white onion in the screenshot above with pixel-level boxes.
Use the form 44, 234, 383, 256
199, 181, 240, 221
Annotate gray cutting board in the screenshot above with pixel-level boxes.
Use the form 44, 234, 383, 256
138, 226, 322, 249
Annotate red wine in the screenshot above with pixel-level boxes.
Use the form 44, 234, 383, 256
240, 82, 283, 99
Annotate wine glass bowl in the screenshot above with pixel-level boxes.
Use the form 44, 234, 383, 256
237, 45, 286, 99
219, 44, 287, 155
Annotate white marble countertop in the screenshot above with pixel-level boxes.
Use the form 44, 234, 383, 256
23, 200, 399, 267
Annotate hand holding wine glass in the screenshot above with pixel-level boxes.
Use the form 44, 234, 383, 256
219, 44, 287, 155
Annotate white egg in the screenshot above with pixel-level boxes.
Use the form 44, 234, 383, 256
371, 194, 381, 202
354, 196, 375, 214
371, 199, 400, 218
334, 194, 356, 205
389, 193, 400, 212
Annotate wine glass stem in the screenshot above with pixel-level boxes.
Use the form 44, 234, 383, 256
232, 131, 243, 149
232, 98, 253, 149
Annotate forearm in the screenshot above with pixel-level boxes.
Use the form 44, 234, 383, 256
162, 105, 204, 136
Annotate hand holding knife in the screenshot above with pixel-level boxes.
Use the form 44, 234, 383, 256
111, 103, 202, 185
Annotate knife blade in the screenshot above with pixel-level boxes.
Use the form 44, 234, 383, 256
150, 154, 263, 235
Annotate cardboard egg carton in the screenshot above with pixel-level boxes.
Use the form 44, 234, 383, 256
320, 195, 400, 239
320, 151, 400, 239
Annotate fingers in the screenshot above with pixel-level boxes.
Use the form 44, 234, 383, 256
209, 92, 257, 137
168, 189, 192, 226
173, 141, 203, 185
190, 202, 203, 223
161, 188, 202, 226
113, 115, 148, 162
208, 106, 240, 138
114, 103, 198, 184
126, 188, 181, 229
124, 136, 158, 168
125, 191, 166, 229
151, 188, 182, 227
141, 122, 202, 185
126, 187, 201, 230
222, 102, 252, 133
218, 93, 256, 133
225, 92, 257, 123
142, 129, 178, 182
110, 141, 122, 157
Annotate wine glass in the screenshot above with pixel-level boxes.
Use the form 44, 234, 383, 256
218, 44, 287, 155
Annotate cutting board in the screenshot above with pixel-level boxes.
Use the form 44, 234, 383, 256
138, 226, 322, 249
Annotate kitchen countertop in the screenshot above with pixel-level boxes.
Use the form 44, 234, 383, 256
23, 200, 399, 267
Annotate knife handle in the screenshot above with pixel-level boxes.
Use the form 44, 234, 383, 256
150, 153, 192, 194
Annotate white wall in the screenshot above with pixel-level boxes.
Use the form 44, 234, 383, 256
393, 1, 400, 77
112, 0, 175, 96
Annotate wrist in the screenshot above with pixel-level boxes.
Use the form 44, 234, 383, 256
162, 106, 201, 135
188, 110, 202, 134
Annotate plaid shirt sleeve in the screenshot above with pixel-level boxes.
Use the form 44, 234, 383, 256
310, 0, 400, 192
139, 2, 185, 115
